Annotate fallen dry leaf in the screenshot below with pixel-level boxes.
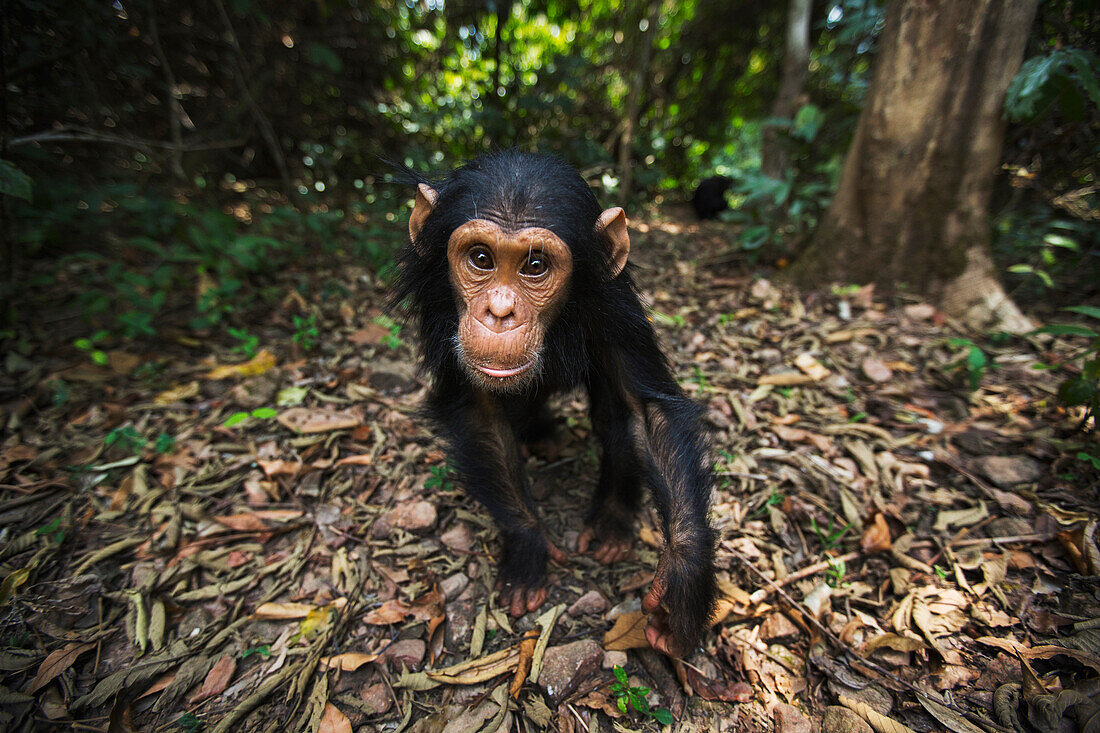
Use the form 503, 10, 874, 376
189, 655, 236, 703
28, 642, 95, 694
861, 513, 892, 553
320, 651, 382, 671
603, 611, 650, 651
277, 407, 361, 434
205, 350, 278, 380
319, 702, 353, 733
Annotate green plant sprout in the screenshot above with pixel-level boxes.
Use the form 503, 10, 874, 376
810, 516, 851, 550
947, 338, 990, 391
105, 426, 146, 454
292, 314, 320, 351
609, 666, 674, 726
224, 407, 278, 428
228, 327, 260, 358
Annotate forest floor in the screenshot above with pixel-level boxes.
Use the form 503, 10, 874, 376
1, 210, 1099, 733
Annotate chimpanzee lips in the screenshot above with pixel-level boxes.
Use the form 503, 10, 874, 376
475, 359, 534, 378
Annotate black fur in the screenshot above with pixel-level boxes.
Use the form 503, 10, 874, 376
392, 150, 717, 653
692, 175, 733, 220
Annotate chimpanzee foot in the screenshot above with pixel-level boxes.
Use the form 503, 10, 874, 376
497, 581, 548, 617
496, 540, 566, 617
577, 526, 633, 565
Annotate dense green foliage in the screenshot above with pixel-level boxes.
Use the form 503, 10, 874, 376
1, 0, 1097, 345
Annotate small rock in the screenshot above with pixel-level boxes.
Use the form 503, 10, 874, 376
822, 706, 873, 733
446, 600, 475, 650
861, 358, 893, 383
759, 613, 799, 641
568, 590, 608, 617
369, 369, 416, 394
973, 455, 1044, 488
605, 597, 641, 621
387, 501, 437, 532
440, 572, 469, 600
383, 639, 426, 668
773, 702, 812, 733
538, 640, 603, 702
602, 650, 628, 669
230, 373, 280, 408
904, 303, 935, 321
358, 682, 393, 714
440, 522, 475, 552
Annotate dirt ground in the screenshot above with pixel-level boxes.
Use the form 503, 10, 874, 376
1, 213, 1099, 732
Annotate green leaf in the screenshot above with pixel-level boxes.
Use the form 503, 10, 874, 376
617, 696, 628, 714
251, 407, 278, 419
0, 159, 33, 201
1064, 305, 1100, 321
1035, 324, 1099, 338
1058, 376, 1096, 407
1043, 233, 1079, 250
652, 707, 674, 725
613, 665, 629, 685
224, 412, 250, 427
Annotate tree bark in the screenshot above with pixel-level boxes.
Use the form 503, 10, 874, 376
761, 0, 812, 179
617, 1, 660, 207
791, 0, 1039, 333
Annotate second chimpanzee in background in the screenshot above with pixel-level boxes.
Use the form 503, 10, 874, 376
692, 175, 733, 220
393, 150, 717, 656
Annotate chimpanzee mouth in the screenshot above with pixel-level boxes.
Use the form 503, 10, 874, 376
476, 359, 535, 378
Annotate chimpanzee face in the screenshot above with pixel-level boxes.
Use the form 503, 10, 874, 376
409, 183, 629, 392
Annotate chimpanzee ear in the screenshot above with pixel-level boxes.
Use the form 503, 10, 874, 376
595, 207, 630, 277
409, 184, 439, 245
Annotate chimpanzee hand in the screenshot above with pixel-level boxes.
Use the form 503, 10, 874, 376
641, 545, 717, 657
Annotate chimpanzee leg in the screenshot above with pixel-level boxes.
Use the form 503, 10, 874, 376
579, 374, 644, 564
432, 388, 560, 617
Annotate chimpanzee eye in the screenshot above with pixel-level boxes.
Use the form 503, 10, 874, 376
468, 246, 494, 270
522, 253, 549, 277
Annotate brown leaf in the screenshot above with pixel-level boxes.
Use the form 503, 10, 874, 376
362, 599, 413, 625
602, 611, 650, 651
212, 513, 269, 533
277, 407, 361, 434
205, 350, 277, 380
319, 702, 353, 733
348, 323, 393, 344
253, 598, 347, 620
861, 513, 892, 553
336, 453, 373, 466
510, 630, 539, 698
861, 358, 893, 383
29, 642, 95, 694
189, 656, 236, 703
321, 651, 382, 671
794, 352, 830, 380
257, 459, 306, 478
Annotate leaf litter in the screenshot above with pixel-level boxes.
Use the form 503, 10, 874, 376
1, 213, 1099, 732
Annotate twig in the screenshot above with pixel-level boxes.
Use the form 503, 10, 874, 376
740, 548, 861, 605
10, 125, 243, 152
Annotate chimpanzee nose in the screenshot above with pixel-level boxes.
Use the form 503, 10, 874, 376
488, 288, 515, 319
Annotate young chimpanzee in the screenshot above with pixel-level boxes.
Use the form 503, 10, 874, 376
393, 150, 717, 656
692, 175, 734, 220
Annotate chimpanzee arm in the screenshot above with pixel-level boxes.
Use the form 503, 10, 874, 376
634, 392, 718, 655
426, 381, 559, 616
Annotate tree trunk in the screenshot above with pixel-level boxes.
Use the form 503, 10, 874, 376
761, 0, 812, 179
791, 0, 1039, 333
617, 1, 660, 207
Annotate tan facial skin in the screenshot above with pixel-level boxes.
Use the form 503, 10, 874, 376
410, 183, 629, 392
